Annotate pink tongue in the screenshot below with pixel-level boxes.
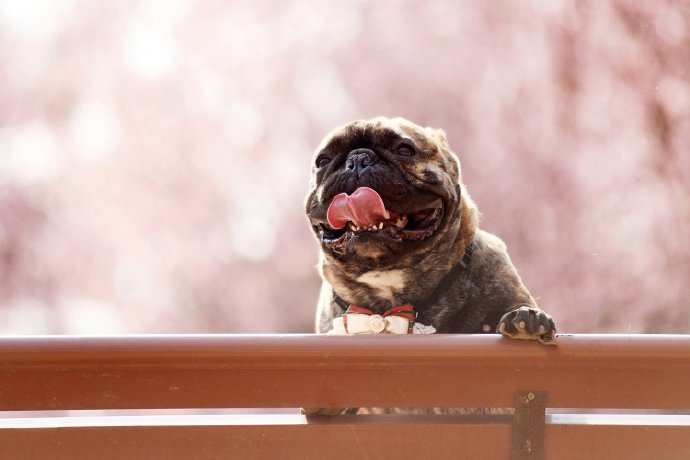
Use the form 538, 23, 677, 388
327, 187, 390, 230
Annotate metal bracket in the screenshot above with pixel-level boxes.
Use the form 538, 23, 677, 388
512, 391, 547, 460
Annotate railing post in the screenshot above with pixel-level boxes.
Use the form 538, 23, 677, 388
512, 391, 546, 460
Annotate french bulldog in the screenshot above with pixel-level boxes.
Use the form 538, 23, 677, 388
303, 117, 556, 414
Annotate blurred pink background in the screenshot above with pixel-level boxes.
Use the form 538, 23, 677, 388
0, 0, 688, 335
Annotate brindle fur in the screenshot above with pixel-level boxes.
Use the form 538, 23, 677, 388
303, 117, 556, 415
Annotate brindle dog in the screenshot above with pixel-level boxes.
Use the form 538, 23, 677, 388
304, 117, 556, 415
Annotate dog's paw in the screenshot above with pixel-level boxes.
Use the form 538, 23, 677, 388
301, 407, 348, 416
497, 306, 556, 345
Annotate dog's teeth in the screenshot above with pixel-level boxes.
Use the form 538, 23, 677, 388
396, 216, 408, 229
378, 222, 383, 230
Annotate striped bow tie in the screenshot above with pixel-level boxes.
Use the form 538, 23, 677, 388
332, 305, 416, 335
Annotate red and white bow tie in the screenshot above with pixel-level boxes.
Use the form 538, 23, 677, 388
331, 305, 416, 335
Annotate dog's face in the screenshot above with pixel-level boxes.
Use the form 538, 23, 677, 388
305, 117, 476, 270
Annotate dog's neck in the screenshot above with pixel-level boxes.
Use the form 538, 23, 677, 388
322, 243, 474, 313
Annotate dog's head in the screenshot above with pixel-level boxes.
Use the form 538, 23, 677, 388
305, 117, 477, 272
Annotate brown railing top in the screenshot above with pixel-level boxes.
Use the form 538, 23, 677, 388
2, 333, 690, 362
1, 334, 689, 411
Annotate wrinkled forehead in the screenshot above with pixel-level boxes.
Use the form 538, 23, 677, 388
316, 118, 435, 153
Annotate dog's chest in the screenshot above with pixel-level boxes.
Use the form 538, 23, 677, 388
354, 269, 406, 302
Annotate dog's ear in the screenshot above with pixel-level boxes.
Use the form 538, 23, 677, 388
427, 127, 448, 146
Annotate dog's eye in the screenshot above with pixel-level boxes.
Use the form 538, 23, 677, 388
395, 146, 415, 156
316, 156, 332, 168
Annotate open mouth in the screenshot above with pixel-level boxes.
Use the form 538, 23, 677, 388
316, 203, 444, 249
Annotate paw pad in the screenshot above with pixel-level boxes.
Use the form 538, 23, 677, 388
497, 306, 556, 345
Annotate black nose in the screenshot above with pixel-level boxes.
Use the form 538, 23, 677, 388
346, 148, 378, 172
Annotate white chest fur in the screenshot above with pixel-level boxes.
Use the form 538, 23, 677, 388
356, 270, 405, 300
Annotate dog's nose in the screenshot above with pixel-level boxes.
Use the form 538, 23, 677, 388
346, 148, 378, 172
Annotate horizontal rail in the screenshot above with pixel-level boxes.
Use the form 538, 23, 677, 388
0, 415, 688, 460
2, 413, 690, 429
0, 413, 511, 429
0, 420, 513, 460
1, 334, 689, 411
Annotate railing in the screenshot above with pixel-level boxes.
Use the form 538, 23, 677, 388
1, 334, 689, 459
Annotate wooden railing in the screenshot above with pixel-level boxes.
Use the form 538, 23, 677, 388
1, 334, 689, 459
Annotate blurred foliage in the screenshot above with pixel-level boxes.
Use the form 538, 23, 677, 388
0, 0, 688, 334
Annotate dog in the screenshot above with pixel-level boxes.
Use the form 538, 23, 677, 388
303, 117, 556, 414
